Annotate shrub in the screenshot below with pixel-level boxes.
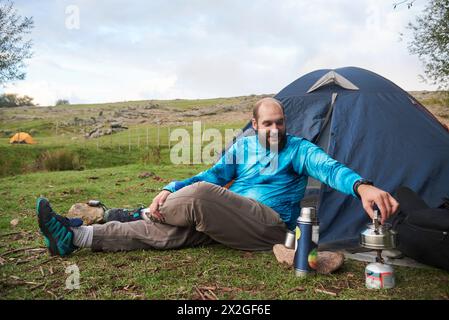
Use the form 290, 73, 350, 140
35, 149, 81, 171
141, 146, 161, 165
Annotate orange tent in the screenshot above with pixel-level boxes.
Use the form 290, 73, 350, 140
9, 132, 36, 144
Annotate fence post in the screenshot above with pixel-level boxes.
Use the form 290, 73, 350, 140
137, 128, 140, 149
146, 127, 149, 149
128, 128, 131, 153
168, 126, 171, 149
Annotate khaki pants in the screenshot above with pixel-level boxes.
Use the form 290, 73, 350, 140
92, 182, 287, 252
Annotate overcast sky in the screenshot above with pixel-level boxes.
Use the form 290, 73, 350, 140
2, 0, 435, 106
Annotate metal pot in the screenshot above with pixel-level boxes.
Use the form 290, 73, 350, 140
360, 222, 398, 250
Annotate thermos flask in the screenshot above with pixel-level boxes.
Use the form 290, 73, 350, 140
294, 207, 319, 277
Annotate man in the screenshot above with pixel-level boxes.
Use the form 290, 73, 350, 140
36, 98, 399, 257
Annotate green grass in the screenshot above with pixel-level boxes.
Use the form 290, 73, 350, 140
0, 144, 172, 178
0, 119, 56, 136
0, 163, 448, 300
0, 120, 246, 178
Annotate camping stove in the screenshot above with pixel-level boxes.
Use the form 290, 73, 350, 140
359, 210, 397, 289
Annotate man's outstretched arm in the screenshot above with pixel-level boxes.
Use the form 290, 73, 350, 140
295, 139, 399, 223
148, 145, 237, 220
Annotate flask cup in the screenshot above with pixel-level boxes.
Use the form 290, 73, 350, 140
284, 230, 296, 249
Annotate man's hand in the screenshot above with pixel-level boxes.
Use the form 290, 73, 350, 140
357, 185, 399, 224
148, 190, 171, 222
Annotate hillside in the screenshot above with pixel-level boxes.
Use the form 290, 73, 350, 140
1, 92, 447, 139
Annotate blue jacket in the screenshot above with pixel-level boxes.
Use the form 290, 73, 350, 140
163, 134, 362, 230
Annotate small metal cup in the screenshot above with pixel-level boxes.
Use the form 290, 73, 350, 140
284, 230, 296, 249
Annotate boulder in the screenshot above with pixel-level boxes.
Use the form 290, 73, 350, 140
110, 122, 124, 128
67, 203, 105, 225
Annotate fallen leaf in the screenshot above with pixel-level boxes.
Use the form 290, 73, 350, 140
194, 286, 206, 300
46, 290, 58, 299
199, 286, 217, 291
287, 286, 305, 293
204, 290, 218, 300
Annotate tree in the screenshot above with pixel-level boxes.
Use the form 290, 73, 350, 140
55, 99, 70, 106
407, 0, 449, 90
0, 93, 34, 107
393, 0, 416, 9
0, 0, 34, 85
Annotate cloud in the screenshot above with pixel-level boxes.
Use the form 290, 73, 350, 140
4, 0, 436, 106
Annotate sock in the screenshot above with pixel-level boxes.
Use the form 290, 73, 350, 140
72, 226, 93, 248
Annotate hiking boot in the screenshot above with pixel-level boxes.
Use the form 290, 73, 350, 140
36, 197, 78, 257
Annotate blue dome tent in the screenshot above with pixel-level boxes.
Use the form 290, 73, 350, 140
236, 66, 449, 247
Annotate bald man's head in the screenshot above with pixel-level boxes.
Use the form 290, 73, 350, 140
251, 97, 287, 150
252, 97, 284, 121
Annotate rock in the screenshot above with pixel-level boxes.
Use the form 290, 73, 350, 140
272, 244, 345, 274
138, 172, 155, 179
10, 219, 19, 227
110, 122, 128, 133
67, 203, 105, 225
110, 122, 123, 128
89, 130, 102, 139
144, 104, 158, 110
85, 126, 105, 139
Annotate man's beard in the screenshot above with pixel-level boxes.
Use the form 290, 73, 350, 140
257, 129, 287, 151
